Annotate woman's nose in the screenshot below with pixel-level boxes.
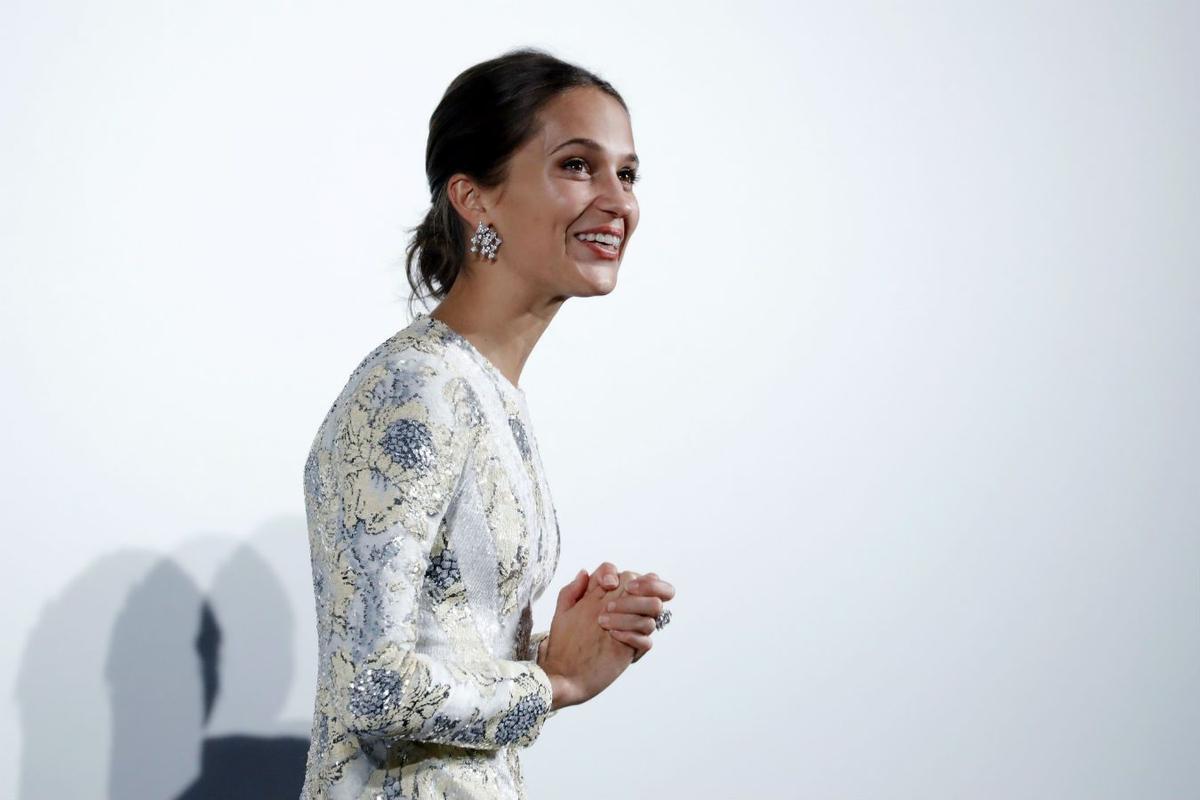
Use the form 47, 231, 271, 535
594, 174, 635, 219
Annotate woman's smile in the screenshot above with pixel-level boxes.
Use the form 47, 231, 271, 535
571, 235, 621, 260
571, 227, 624, 260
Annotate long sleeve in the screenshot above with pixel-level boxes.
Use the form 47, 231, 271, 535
326, 358, 554, 750
524, 629, 564, 723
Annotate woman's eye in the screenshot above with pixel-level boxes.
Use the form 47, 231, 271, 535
562, 158, 640, 186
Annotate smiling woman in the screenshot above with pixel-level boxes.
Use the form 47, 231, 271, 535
404, 50, 642, 316
300, 47, 676, 800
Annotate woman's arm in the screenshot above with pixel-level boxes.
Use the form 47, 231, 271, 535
325, 359, 554, 750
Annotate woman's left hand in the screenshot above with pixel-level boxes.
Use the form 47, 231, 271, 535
596, 570, 675, 662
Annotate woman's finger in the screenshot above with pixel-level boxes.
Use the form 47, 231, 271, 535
608, 629, 653, 659
598, 612, 658, 635
625, 576, 675, 601
603, 594, 664, 618
556, 569, 589, 613
589, 562, 621, 592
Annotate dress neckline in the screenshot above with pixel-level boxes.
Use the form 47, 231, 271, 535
419, 312, 527, 402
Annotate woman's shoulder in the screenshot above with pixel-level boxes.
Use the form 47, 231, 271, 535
331, 328, 476, 473
345, 353, 457, 420
328, 315, 497, 445
341, 317, 458, 401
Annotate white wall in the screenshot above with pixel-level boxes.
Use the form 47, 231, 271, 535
2, 1, 1197, 798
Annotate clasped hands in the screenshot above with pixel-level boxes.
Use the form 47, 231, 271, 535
537, 562, 676, 711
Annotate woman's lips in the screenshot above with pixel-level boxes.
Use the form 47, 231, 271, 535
573, 237, 620, 260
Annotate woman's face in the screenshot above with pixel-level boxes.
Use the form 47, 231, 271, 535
475, 86, 640, 298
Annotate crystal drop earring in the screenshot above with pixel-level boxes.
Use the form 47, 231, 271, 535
468, 220, 502, 261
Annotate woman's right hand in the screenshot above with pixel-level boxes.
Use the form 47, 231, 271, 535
540, 563, 637, 710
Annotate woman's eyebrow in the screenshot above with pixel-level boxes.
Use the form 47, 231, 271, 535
549, 137, 639, 165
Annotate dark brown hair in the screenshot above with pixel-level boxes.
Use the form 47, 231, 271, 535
402, 47, 627, 315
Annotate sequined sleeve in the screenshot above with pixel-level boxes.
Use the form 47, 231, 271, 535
326, 359, 555, 750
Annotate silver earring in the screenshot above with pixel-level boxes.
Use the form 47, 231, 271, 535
469, 220, 502, 261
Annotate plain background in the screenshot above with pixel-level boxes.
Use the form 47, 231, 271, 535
3, 1, 1197, 798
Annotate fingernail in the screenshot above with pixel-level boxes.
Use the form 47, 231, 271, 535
598, 614, 610, 625
606, 601, 615, 611
603, 577, 618, 588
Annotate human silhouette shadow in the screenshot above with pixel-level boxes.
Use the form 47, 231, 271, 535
15, 528, 312, 800
170, 541, 308, 800
16, 549, 168, 800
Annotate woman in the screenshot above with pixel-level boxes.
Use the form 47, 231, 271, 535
300, 48, 676, 799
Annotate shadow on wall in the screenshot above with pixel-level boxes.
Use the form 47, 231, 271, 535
14, 517, 315, 799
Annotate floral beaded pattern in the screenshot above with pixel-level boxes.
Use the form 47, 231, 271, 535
300, 314, 561, 800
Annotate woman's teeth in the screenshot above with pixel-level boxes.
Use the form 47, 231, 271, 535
574, 232, 621, 248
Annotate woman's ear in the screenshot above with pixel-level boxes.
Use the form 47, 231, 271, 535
446, 173, 487, 227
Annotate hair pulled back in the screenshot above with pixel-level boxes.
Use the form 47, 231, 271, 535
404, 47, 626, 313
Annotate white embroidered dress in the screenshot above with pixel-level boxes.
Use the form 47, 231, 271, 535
300, 313, 561, 799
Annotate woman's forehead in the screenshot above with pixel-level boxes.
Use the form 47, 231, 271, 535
533, 91, 636, 158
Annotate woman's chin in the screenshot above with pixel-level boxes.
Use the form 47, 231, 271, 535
574, 260, 619, 295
